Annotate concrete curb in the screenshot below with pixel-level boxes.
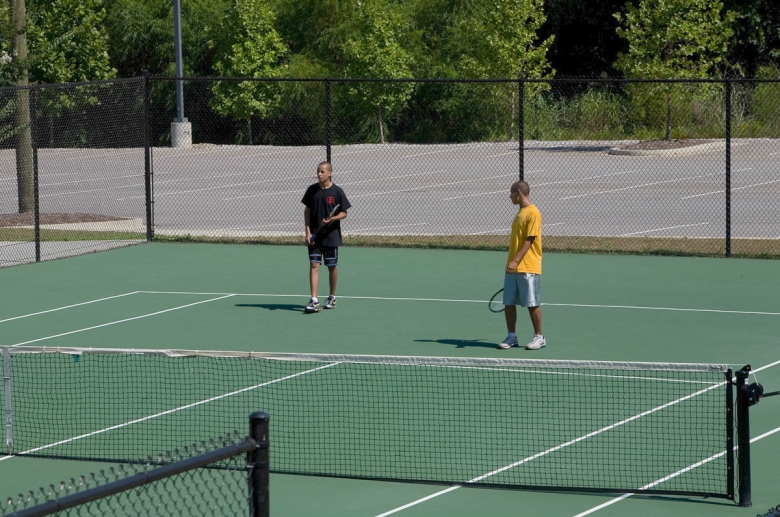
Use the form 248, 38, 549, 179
608, 140, 726, 156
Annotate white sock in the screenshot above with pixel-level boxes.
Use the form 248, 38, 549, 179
508, 332, 517, 338
311, 297, 318, 303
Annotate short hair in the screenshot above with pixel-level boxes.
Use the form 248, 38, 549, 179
318, 161, 332, 172
511, 181, 530, 196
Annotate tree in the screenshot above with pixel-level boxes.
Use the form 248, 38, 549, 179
614, 0, 735, 139
340, 0, 416, 143
445, 0, 553, 139
1, 0, 114, 212
210, 0, 287, 144
104, 0, 230, 78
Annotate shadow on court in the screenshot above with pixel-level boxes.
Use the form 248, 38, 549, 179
414, 338, 498, 349
235, 303, 305, 313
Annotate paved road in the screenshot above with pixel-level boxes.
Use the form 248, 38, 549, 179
0, 139, 778, 244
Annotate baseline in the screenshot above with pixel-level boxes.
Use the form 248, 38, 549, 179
137, 291, 780, 317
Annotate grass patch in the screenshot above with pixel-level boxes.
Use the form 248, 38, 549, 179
0, 229, 146, 241
152, 233, 780, 259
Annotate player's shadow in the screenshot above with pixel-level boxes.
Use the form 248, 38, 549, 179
414, 338, 497, 349
235, 303, 305, 313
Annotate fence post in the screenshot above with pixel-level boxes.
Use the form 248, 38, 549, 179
325, 79, 332, 163
725, 80, 732, 258
143, 71, 153, 242
518, 75, 524, 181
31, 87, 39, 262
248, 411, 270, 517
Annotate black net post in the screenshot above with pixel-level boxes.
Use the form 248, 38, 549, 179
143, 70, 154, 242
735, 366, 751, 507
30, 87, 40, 262
248, 411, 270, 517
725, 80, 732, 258
725, 368, 734, 500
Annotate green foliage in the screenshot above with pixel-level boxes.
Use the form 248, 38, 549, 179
339, 0, 416, 142
26, 0, 116, 84
614, 0, 734, 79
105, 0, 229, 77
210, 0, 288, 125
447, 0, 553, 79
614, 0, 735, 138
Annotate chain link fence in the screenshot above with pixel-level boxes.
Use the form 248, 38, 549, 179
2, 420, 269, 517
1, 76, 778, 267
0, 78, 147, 268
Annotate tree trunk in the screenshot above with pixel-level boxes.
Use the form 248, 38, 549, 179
378, 105, 385, 144
247, 117, 252, 145
510, 91, 516, 141
665, 90, 672, 141
13, 0, 33, 213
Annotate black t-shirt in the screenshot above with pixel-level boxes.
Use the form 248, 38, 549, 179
301, 183, 352, 247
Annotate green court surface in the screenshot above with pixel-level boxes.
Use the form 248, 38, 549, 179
1, 242, 779, 517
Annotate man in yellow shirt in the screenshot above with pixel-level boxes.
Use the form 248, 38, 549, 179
499, 181, 545, 350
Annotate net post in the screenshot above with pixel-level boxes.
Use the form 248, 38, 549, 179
725, 368, 734, 500
142, 70, 154, 242
248, 411, 270, 517
735, 366, 751, 507
2, 347, 11, 452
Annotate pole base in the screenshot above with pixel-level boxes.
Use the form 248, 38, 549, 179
171, 121, 192, 148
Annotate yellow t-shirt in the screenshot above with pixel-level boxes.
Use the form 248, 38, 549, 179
506, 204, 542, 274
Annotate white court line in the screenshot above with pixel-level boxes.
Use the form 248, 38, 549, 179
681, 179, 780, 199
60, 149, 141, 161
468, 222, 565, 235
224, 147, 323, 159
347, 223, 428, 233
223, 170, 448, 201
571, 358, 780, 516
350, 173, 518, 199
135, 291, 780, 316
9, 295, 234, 347
403, 145, 478, 158
153, 148, 234, 160
443, 169, 641, 201
561, 172, 722, 200
0, 292, 139, 324
619, 222, 708, 237
0, 362, 340, 463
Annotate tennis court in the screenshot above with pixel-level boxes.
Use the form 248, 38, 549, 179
2, 242, 780, 516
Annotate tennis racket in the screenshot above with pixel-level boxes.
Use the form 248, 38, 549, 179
310, 203, 341, 244
488, 288, 505, 313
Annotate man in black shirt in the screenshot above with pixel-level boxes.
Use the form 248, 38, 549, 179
301, 161, 352, 313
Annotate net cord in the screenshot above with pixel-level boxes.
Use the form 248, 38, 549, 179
8, 346, 730, 373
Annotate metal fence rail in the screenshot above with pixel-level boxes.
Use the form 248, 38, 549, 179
1, 76, 778, 267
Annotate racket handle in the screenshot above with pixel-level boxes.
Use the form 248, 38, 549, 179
309, 235, 315, 243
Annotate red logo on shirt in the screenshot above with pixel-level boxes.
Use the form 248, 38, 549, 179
327, 196, 335, 205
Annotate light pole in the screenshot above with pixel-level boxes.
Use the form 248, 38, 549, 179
170, 0, 191, 147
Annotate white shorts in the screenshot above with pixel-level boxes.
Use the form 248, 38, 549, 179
503, 273, 541, 307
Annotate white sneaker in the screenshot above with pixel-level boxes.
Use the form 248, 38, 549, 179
324, 295, 337, 309
498, 335, 519, 349
526, 335, 546, 350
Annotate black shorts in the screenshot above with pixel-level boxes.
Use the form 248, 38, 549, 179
308, 245, 338, 267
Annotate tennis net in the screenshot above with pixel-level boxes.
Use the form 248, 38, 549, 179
3, 347, 736, 499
